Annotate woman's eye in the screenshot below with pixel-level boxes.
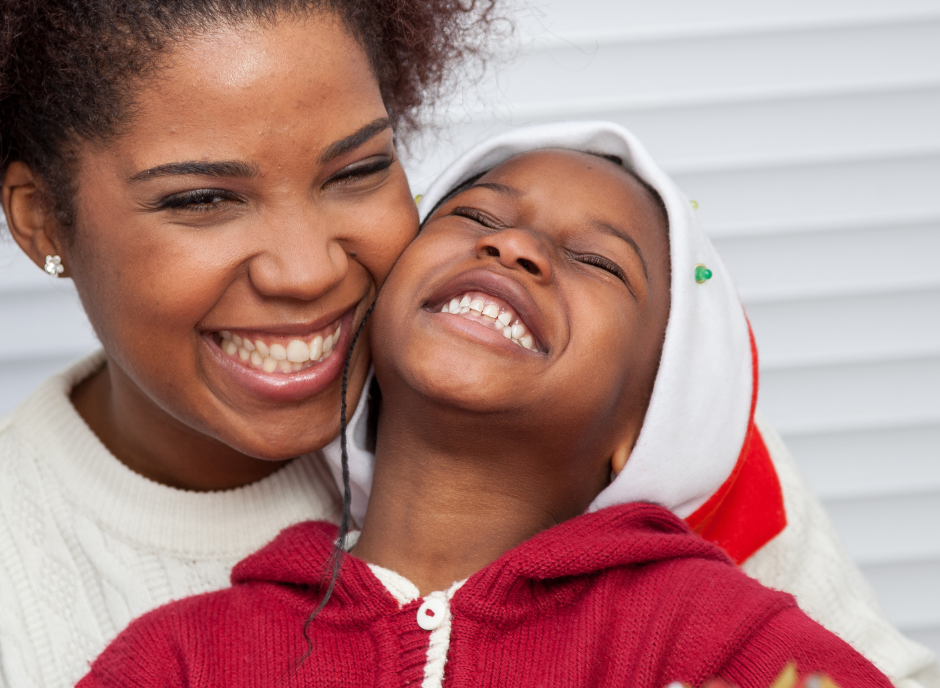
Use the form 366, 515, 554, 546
158, 189, 241, 212
325, 156, 394, 186
576, 253, 628, 283
451, 207, 504, 229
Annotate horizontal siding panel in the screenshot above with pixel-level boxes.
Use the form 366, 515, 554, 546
0, 288, 99, 363
858, 559, 940, 629
496, 21, 940, 109
713, 221, 940, 302
517, 0, 940, 39
782, 423, 940, 500
673, 154, 940, 237
824, 492, 940, 565
747, 288, 940, 369
759, 356, 940, 435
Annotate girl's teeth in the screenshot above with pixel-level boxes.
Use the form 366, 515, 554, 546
277, 359, 292, 373
220, 331, 232, 340
222, 340, 238, 356
250, 351, 262, 366
262, 356, 277, 373
254, 340, 269, 358
438, 292, 539, 353
232, 335, 243, 346
243, 339, 255, 352
238, 347, 250, 361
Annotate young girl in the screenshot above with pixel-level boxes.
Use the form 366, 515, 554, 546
78, 123, 895, 687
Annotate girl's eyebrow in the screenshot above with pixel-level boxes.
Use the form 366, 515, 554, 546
592, 220, 649, 282
469, 181, 523, 198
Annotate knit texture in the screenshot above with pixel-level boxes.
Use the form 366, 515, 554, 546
79, 503, 892, 688
0, 352, 341, 688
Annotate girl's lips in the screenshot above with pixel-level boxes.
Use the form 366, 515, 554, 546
424, 268, 549, 352
201, 309, 359, 403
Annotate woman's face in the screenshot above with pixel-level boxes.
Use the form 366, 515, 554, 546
53, 14, 417, 461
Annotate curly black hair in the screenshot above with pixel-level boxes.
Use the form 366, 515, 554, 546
0, 0, 503, 227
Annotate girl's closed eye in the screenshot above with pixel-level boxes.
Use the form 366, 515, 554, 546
573, 252, 628, 284
451, 206, 507, 229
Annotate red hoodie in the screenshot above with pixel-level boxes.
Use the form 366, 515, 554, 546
78, 503, 891, 688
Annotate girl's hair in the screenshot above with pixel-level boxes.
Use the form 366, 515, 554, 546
0, 0, 502, 227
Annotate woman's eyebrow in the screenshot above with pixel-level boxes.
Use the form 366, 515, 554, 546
130, 160, 259, 182
318, 117, 391, 164
593, 220, 649, 281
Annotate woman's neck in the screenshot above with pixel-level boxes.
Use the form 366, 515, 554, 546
351, 391, 607, 597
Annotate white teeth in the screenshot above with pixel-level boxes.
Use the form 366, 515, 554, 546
511, 323, 526, 339
222, 340, 238, 356
520, 334, 534, 350
277, 359, 292, 373
254, 340, 269, 358
269, 343, 287, 360
460, 307, 470, 314
459, 296, 471, 308
482, 304, 499, 319
286, 339, 310, 363
291, 362, 303, 372
503, 326, 512, 339
309, 335, 323, 361
238, 347, 250, 361
262, 356, 278, 373
243, 339, 255, 352
441, 303, 450, 313
323, 334, 334, 355
232, 334, 243, 346
250, 351, 262, 367
220, 331, 232, 340
469, 298, 485, 313
498, 311, 512, 326
449, 298, 461, 312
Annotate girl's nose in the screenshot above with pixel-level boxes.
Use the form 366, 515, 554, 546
475, 228, 553, 284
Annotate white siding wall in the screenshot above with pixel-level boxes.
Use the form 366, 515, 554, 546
1, 0, 938, 653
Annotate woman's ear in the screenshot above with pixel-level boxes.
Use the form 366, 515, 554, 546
2, 162, 68, 276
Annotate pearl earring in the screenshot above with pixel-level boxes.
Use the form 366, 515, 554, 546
44, 255, 64, 277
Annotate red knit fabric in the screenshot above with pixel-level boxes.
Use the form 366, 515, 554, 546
78, 503, 891, 688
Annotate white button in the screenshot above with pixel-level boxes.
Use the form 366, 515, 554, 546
416, 597, 447, 631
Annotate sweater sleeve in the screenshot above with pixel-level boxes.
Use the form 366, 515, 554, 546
76, 609, 188, 688
718, 604, 896, 688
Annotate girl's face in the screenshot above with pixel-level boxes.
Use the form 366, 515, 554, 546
28, 14, 418, 461
372, 149, 671, 481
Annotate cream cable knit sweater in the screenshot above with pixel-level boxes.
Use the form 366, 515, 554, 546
0, 352, 340, 688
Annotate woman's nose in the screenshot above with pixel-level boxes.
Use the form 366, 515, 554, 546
247, 218, 349, 301
475, 228, 553, 284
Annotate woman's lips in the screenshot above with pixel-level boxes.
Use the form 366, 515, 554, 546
201, 309, 358, 403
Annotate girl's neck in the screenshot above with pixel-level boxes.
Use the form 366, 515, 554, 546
351, 392, 607, 597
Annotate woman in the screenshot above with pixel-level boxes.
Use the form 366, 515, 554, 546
0, 4, 933, 688
0, 2, 496, 686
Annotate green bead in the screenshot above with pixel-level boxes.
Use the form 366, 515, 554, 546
690, 199, 699, 210
695, 264, 713, 284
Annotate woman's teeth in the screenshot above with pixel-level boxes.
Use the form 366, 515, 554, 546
440, 293, 538, 351
218, 324, 342, 373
